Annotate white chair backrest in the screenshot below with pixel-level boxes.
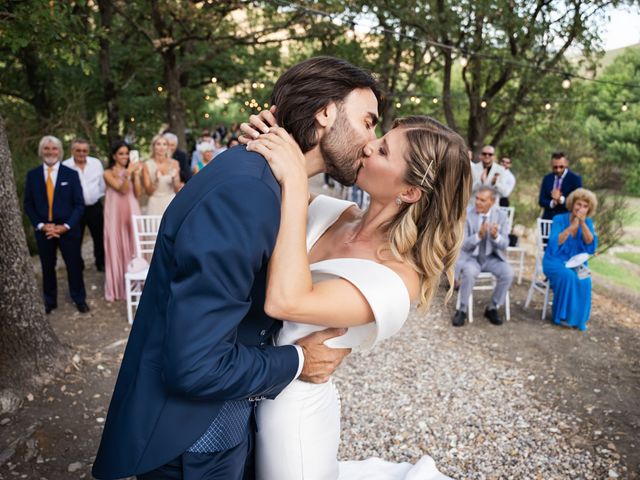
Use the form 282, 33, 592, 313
132, 215, 162, 258
535, 218, 553, 272
498, 206, 515, 233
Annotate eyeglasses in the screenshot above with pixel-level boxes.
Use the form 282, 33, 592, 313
480, 152, 494, 156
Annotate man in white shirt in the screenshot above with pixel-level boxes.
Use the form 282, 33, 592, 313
470, 145, 510, 203
498, 156, 516, 207
63, 138, 106, 272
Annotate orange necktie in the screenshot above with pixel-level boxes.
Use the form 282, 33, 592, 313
46, 166, 54, 221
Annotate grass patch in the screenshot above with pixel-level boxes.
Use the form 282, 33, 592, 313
615, 252, 640, 266
590, 256, 640, 294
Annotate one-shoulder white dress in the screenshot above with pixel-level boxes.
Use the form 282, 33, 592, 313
256, 195, 451, 480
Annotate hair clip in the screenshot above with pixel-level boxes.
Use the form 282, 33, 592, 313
420, 160, 434, 186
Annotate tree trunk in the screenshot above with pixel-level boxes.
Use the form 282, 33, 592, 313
164, 49, 187, 148
0, 115, 67, 392
97, 0, 120, 146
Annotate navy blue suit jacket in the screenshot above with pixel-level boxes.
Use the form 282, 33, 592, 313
23, 163, 84, 237
92, 146, 299, 479
538, 169, 582, 220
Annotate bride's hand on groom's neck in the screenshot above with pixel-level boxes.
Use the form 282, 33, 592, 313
238, 105, 278, 144
296, 328, 351, 384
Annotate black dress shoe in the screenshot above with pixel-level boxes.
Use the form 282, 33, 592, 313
45, 304, 57, 314
484, 307, 503, 325
452, 310, 467, 327
76, 302, 90, 313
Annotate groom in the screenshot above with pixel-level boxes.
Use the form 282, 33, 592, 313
92, 57, 381, 480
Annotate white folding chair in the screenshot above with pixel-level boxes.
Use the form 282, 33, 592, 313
499, 206, 526, 284
124, 215, 162, 324
456, 273, 511, 323
524, 218, 553, 319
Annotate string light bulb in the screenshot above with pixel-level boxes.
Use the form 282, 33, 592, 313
432, 97, 438, 104
204, 112, 210, 119
562, 75, 571, 89
460, 56, 468, 67
210, 76, 217, 83
480, 99, 488, 109
157, 86, 163, 93
130, 116, 135, 122
544, 102, 552, 110
252, 82, 258, 89
415, 97, 421, 104
395, 102, 402, 108
622, 102, 628, 112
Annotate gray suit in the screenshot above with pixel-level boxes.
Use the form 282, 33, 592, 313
456, 205, 514, 312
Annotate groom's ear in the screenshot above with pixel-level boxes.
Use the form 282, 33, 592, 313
400, 186, 422, 205
315, 102, 338, 129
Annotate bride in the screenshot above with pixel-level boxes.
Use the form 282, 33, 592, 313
246, 115, 471, 480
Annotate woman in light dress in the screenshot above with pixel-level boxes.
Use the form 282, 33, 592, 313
142, 134, 183, 215
103, 141, 142, 302
246, 115, 471, 480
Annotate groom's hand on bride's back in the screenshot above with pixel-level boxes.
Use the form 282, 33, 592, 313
238, 105, 278, 143
297, 328, 351, 384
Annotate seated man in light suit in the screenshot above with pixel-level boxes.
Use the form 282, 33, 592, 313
453, 186, 513, 327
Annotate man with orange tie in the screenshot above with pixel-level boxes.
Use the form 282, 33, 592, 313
24, 135, 88, 314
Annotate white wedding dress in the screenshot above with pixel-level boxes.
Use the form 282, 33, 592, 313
256, 195, 452, 480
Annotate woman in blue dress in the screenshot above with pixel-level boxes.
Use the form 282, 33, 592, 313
543, 188, 598, 331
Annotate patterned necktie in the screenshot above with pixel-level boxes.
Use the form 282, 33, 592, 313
46, 166, 54, 221
554, 176, 561, 190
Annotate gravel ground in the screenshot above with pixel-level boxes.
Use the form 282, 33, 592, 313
335, 302, 629, 479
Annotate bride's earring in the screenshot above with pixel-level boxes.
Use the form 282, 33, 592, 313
395, 196, 402, 206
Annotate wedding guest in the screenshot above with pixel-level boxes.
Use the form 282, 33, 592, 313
192, 142, 215, 174
227, 137, 240, 149
163, 132, 192, 183
190, 130, 213, 171
63, 138, 106, 272
142, 134, 182, 216
212, 134, 227, 158
103, 141, 143, 302
24, 135, 88, 313
543, 188, 597, 331
452, 186, 513, 327
498, 156, 516, 207
538, 151, 582, 219
470, 145, 510, 203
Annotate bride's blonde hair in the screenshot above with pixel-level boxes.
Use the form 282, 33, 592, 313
385, 116, 471, 311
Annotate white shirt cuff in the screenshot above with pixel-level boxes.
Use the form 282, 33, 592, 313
293, 345, 304, 380
63, 223, 71, 230
550, 200, 556, 208
37, 223, 44, 231
560, 195, 565, 205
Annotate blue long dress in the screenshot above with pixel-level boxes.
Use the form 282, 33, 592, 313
542, 213, 597, 331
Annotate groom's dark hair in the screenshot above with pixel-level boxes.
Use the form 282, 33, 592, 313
270, 56, 381, 153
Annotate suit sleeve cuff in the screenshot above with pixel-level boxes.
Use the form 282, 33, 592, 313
293, 345, 304, 380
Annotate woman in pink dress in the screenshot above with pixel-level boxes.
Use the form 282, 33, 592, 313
103, 141, 143, 301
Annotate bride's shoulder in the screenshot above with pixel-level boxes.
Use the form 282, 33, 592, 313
380, 257, 420, 302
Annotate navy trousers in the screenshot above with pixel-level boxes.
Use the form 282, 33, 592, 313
137, 433, 254, 480
35, 231, 86, 306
